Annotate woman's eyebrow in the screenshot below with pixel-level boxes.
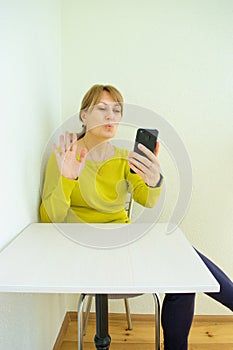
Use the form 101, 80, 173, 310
98, 101, 121, 107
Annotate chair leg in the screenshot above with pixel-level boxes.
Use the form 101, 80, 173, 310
124, 298, 133, 330
83, 295, 93, 336
153, 293, 161, 350
77, 294, 86, 350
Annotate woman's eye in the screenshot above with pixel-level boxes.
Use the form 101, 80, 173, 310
98, 106, 106, 111
114, 109, 121, 113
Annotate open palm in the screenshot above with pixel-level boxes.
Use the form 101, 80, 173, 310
53, 132, 87, 180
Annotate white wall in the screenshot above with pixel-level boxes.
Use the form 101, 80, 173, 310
0, 2, 72, 350
61, 0, 233, 315
0, 0, 60, 247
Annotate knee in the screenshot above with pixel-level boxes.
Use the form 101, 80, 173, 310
206, 280, 233, 312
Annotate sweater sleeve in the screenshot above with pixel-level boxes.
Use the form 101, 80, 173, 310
39, 152, 77, 222
125, 166, 163, 208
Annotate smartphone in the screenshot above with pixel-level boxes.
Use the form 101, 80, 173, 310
130, 128, 159, 173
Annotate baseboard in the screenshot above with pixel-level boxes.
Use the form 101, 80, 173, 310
193, 314, 233, 323
53, 311, 233, 350
67, 311, 233, 323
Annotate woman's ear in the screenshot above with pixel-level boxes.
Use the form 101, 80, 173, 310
80, 110, 87, 125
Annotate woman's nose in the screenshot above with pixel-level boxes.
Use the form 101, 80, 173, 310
105, 107, 114, 119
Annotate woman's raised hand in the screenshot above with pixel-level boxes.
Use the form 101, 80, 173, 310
53, 132, 87, 180
128, 142, 161, 187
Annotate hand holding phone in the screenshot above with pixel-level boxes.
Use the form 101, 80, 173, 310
130, 128, 159, 174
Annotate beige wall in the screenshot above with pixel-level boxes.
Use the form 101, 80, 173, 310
61, 0, 233, 315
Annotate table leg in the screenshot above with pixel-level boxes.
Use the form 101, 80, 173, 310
94, 294, 111, 350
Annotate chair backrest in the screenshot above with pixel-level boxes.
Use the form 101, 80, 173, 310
125, 192, 134, 220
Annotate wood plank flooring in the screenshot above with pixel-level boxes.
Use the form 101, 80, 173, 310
56, 313, 233, 350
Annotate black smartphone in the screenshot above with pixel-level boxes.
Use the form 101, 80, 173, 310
130, 128, 159, 173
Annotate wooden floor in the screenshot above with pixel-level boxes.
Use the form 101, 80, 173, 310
55, 312, 233, 350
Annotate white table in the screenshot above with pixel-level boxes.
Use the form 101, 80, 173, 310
0, 223, 219, 349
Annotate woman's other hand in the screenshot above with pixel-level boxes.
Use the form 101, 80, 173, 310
53, 132, 87, 180
128, 142, 161, 187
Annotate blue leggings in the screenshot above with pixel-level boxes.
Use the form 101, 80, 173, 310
161, 249, 233, 350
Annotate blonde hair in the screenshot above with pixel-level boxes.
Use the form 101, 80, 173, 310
78, 84, 124, 138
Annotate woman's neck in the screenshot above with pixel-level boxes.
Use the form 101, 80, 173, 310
81, 134, 114, 162
82, 134, 108, 151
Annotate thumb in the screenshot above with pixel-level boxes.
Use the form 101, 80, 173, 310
154, 141, 160, 156
79, 148, 87, 163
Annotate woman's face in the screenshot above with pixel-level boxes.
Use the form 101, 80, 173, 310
82, 91, 122, 140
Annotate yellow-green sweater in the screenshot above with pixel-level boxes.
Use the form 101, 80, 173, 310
40, 147, 162, 223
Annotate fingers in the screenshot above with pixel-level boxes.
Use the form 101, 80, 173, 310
129, 153, 151, 172
128, 143, 161, 186
129, 156, 161, 187
129, 155, 159, 175
66, 131, 71, 151
137, 143, 157, 161
129, 161, 149, 178
54, 132, 83, 158
59, 134, 65, 154
129, 144, 160, 168
59, 132, 77, 154
72, 132, 77, 144
71, 133, 78, 153
52, 132, 86, 179
53, 143, 60, 159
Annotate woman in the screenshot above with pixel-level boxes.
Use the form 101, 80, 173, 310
40, 84, 233, 350
40, 84, 162, 223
